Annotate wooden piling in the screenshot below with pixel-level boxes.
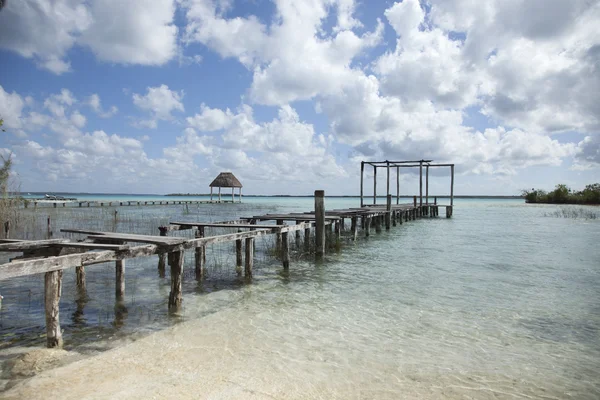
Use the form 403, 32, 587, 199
375, 215, 382, 233
304, 227, 310, 252
168, 251, 184, 312
360, 161, 364, 207
281, 231, 290, 269
396, 166, 400, 205
44, 270, 63, 348
195, 229, 205, 280
3, 220, 9, 239
245, 237, 254, 277
392, 210, 397, 227
158, 227, 168, 277
295, 221, 302, 248
419, 160, 423, 208
351, 216, 358, 240
365, 217, 371, 237
115, 260, 125, 300
236, 230, 243, 275
373, 166, 377, 205
315, 190, 325, 258
446, 206, 451, 218
76, 266, 86, 290
385, 194, 392, 230
450, 164, 455, 208
276, 219, 284, 252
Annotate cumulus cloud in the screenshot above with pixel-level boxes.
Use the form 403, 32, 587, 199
0, 85, 25, 130
87, 94, 118, 118
0, 0, 178, 74
132, 85, 184, 128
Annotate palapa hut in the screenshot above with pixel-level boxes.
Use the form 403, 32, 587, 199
210, 172, 243, 202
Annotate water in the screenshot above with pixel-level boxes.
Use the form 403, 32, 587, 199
1, 198, 599, 398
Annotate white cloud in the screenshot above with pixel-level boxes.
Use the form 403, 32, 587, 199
79, 0, 178, 66
87, 94, 118, 118
132, 85, 184, 128
0, 85, 25, 129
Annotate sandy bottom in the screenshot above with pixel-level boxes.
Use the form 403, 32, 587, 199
0, 307, 541, 400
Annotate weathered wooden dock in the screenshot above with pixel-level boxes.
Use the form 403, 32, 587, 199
0, 160, 455, 348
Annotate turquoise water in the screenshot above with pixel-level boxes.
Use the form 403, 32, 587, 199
1, 198, 599, 398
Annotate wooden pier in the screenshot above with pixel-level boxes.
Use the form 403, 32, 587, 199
0, 160, 455, 348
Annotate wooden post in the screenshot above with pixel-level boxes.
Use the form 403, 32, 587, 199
385, 194, 392, 230
426, 165, 429, 205
3, 220, 9, 239
239, 187, 243, 203
232, 187, 235, 202
315, 190, 325, 258
446, 206, 451, 218
392, 210, 397, 227
276, 219, 283, 253
47, 216, 52, 238
218, 187, 221, 202
360, 161, 364, 207
398, 210, 403, 225
76, 266, 86, 290
419, 160, 423, 208
365, 217, 371, 237
168, 251, 184, 312
236, 230, 243, 276
210, 187, 213, 201
386, 161, 390, 200
45, 270, 63, 348
115, 260, 125, 301
281, 231, 290, 269
195, 229, 205, 279
245, 237, 254, 277
334, 220, 341, 243
450, 164, 455, 207
295, 221, 302, 248
413, 196, 417, 207
158, 227, 167, 277
373, 166, 377, 205
375, 215, 382, 233
396, 166, 400, 205
351, 216, 358, 241
304, 226, 310, 253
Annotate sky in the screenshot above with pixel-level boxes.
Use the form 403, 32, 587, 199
0, 0, 598, 196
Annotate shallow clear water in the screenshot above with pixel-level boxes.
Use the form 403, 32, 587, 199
1, 198, 599, 398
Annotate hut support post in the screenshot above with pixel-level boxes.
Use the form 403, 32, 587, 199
315, 190, 325, 258
360, 161, 364, 207
210, 187, 213, 201
218, 187, 221, 202
450, 164, 454, 217
232, 187, 235, 203
115, 260, 125, 301
168, 251, 184, 312
385, 194, 392, 230
45, 270, 63, 348
419, 160, 423, 208
281, 231, 290, 269
386, 161, 390, 201
245, 237, 254, 277
239, 187, 242, 203
375, 214, 382, 233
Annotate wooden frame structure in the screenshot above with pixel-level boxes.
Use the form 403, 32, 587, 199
360, 160, 454, 211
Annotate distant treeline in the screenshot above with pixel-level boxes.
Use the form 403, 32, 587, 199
523, 184, 600, 204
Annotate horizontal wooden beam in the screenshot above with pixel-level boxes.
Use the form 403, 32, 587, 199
53, 242, 131, 251
0, 239, 70, 252
86, 233, 186, 246
169, 222, 284, 229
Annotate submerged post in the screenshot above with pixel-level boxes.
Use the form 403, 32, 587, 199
386, 161, 390, 200
76, 266, 86, 291
45, 270, 63, 348
281, 231, 290, 269
245, 237, 254, 277
450, 164, 455, 208
276, 219, 283, 253
236, 229, 243, 275
419, 160, 423, 208
351, 216, 358, 241
360, 161, 364, 207
396, 166, 400, 205
158, 227, 168, 277
315, 190, 325, 258
168, 251, 184, 312
385, 194, 392, 230
426, 165, 429, 205
115, 260, 125, 301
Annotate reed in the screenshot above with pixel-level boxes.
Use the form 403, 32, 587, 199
543, 207, 599, 220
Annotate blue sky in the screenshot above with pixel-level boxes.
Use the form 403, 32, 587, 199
0, 0, 598, 195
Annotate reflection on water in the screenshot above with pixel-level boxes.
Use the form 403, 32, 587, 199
0, 198, 599, 398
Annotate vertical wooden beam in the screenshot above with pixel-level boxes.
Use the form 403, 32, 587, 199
351, 216, 358, 241
446, 206, 451, 218
365, 216, 371, 237
218, 187, 221, 202
195, 229, 205, 280
304, 226, 310, 253
373, 166, 377, 205
426, 165, 429, 205
76, 266, 86, 291
245, 237, 254, 277
413, 196, 417, 207
396, 166, 400, 205
419, 160, 423, 208
281, 231, 290, 269
276, 219, 284, 253
239, 187, 243, 203
375, 214, 382, 233
386, 161, 390, 200
3, 220, 9, 239
450, 164, 455, 207
392, 210, 397, 227
232, 187, 235, 203
168, 251, 184, 312
210, 187, 213, 201
360, 161, 364, 207
45, 270, 63, 348
115, 260, 125, 301
295, 221, 302, 248
158, 227, 168, 277
385, 195, 392, 230
315, 190, 325, 258
236, 230, 243, 276
398, 210, 403, 225
334, 220, 341, 243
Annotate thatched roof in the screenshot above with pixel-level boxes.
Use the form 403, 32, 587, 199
209, 172, 242, 188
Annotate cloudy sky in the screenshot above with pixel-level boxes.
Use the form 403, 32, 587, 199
0, 0, 598, 195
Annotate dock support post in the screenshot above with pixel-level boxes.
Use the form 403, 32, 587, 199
426, 165, 429, 206
446, 207, 451, 218
386, 161, 390, 201
245, 237, 254, 277
295, 221, 302, 248
304, 227, 310, 253
373, 165, 377, 205
218, 187, 221, 202
398, 211, 403, 225
281, 231, 290, 269
236, 230, 243, 276
168, 251, 184, 312
365, 217, 371, 237
419, 160, 423, 208
360, 161, 364, 207
375, 215, 382, 233
158, 227, 168, 277
413, 196, 417, 207
195, 227, 206, 279
450, 164, 455, 208
115, 260, 125, 301
76, 266, 86, 291
315, 190, 325, 258
392, 210, 397, 227
45, 270, 63, 348
351, 216, 358, 241
210, 187, 213, 201
276, 219, 283, 253
385, 194, 392, 230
